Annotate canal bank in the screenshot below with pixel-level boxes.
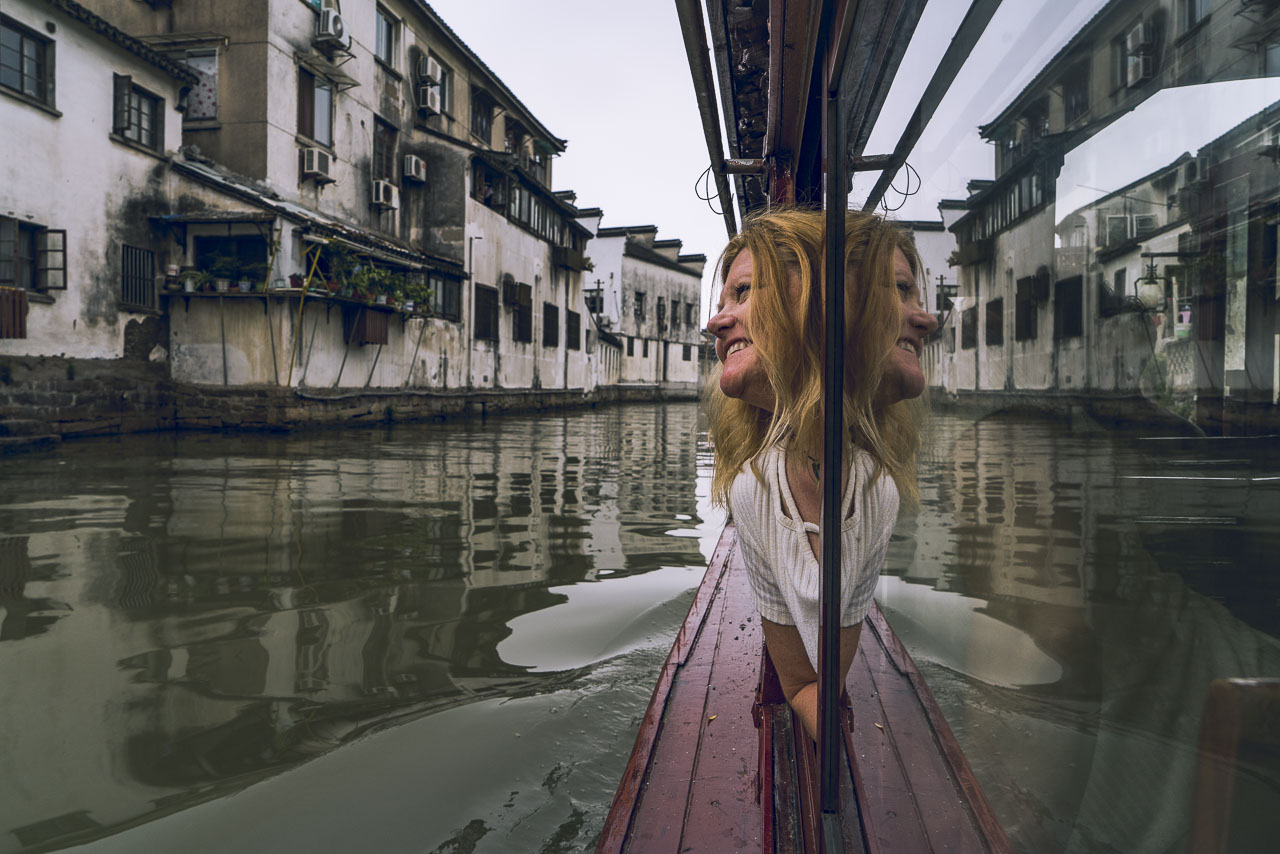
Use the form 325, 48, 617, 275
0, 354, 699, 452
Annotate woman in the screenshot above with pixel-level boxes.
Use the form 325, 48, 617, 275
705, 208, 937, 741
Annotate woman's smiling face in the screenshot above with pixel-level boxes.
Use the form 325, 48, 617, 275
707, 250, 777, 411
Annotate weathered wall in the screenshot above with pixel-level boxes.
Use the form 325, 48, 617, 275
0, 1, 187, 361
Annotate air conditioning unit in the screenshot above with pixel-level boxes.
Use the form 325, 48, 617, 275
1134, 214, 1159, 237
1126, 22, 1153, 87
315, 10, 346, 49
403, 154, 426, 183
417, 84, 441, 114
1183, 155, 1208, 184
417, 55, 441, 82
300, 146, 335, 183
371, 179, 399, 210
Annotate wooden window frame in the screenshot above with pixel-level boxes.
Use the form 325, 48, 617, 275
297, 66, 333, 148
474, 284, 499, 341
0, 15, 54, 108
112, 74, 165, 152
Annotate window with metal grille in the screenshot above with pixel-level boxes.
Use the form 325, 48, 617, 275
474, 284, 498, 340
112, 74, 163, 151
566, 310, 580, 350
0, 16, 53, 107
542, 301, 558, 347
121, 245, 155, 310
985, 298, 1003, 346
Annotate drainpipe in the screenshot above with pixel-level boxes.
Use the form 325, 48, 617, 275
467, 235, 482, 389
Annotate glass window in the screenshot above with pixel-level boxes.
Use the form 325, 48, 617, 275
0, 16, 51, 105
375, 8, 397, 68
184, 51, 217, 120
297, 67, 333, 147
373, 119, 397, 182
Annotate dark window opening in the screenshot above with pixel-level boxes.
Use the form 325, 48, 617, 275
1054, 276, 1084, 339
373, 119, 397, 182
474, 284, 498, 340
471, 88, 493, 144
542, 301, 558, 347
194, 235, 267, 279
642, 338, 649, 358
1015, 281, 1038, 342
471, 159, 506, 207
961, 307, 977, 349
627, 336, 634, 356
634, 290, 646, 324
566, 310, 580, 350
682, 344, 692, 361
0, 217, 65, 291
985, 298, 1004, 346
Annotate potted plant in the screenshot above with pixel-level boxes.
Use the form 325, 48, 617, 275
288, 273, 305, 290
180, 267, 210, 294
207, 253, 237, 293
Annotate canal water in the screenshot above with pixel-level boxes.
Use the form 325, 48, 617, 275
1, 402, 1277, 853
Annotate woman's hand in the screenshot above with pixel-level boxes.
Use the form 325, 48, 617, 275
761, 618, 862, 742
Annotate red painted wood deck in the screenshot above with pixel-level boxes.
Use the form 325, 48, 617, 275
597, 524, 1012, 854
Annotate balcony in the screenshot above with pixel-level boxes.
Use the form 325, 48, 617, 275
553, 245, 588, 271
953, 238, 994, 266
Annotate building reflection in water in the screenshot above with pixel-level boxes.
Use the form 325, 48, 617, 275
0, 404, 708, 850
882, 413, 1280, 854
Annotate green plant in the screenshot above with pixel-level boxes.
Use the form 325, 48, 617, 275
206, 253, 239, 279
326, 242, 357, 288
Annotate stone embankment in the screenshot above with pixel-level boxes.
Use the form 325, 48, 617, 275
0, 355, 698, 453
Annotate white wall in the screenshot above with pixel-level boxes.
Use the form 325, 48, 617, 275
0, 0, 187, 359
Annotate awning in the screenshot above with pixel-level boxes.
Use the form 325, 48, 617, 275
150, 211, 276, 224
298, 51, 360, 91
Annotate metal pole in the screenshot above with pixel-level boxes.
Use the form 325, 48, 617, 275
819, 1, 847, 822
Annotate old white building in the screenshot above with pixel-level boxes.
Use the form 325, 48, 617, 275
0, 0, 198, 360
585, 225, 705, 392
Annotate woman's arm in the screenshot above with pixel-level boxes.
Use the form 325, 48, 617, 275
761, 618, 862, 742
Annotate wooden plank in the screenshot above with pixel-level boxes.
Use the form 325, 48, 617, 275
677, 553, 765, 851
596, 526, 737, 854
864, 604, 1014, 853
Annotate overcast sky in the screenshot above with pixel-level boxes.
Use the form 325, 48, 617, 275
427, 0, 1280, 313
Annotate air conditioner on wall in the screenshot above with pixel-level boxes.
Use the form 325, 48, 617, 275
403, 154, 427, 183
418, 84, 441, 114
417, 55, 441, 82
372, 180, 399, 210
315, 10, 346, 49
300, 147, 335, 183
1126, 21, 1153, 87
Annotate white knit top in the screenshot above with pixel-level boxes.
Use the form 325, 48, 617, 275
729, 444, 899, 669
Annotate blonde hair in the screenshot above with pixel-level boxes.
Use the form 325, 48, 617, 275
706, 208, 924, 509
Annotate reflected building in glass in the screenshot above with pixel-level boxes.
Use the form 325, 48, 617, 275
930, 0, 1280, 434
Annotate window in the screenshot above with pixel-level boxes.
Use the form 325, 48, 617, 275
471, 160, 505, 207
961, 307, 977, 349
985, 298, 1004, 346
121, 244, 155, 310
1015, 279, 1038, 341
471, 88, 492, 144
194, 235, 266, 277
112, 75, 163, 151
375, 7, 398, 69
183, 51, 217, 120
642, 338, 649, 358
432, 55, 454, 113
373, 118, 397, 182
543, 302, 559, 347
0, 16, 53, 107
657, 297, 667, 331
0, 218, 65, 291
1113, 267, 1127, 297
297, 67, 333, 147
1186, 0, 1210, 30
566, 310, 580, 350
634, 291, 646, 324
584, 288, 602, 314
627, 336, 634, 356
686, 302, 697, 325
1064, 67, 1089, 124
1110, 37, 1127, 91
1054, 276, 1084, 339
474, 284, 498, 340
427, 274, 461, 321
683, 344, 692, 361
671, 300, 681, 329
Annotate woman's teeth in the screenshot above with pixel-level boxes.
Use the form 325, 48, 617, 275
897, 341, 915, 354
727, 341, 749, 356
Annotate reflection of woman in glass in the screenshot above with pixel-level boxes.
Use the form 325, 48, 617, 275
704, 208, 937, 739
